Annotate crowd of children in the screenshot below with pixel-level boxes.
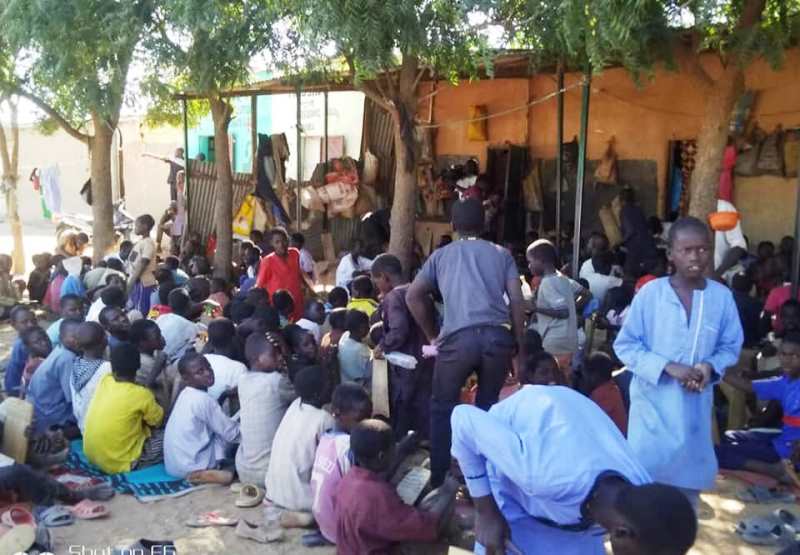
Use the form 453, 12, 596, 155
3, 191, 800, 554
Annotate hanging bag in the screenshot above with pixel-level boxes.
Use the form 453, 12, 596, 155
594, 137, 618, 185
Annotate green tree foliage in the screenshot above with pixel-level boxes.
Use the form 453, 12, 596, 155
1, 0, 154, 260
145, 0, 278, 278
276, 0, 492, 272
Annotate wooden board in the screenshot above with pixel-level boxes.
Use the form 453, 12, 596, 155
1, 398, 33, 463
371, 358, 390, 418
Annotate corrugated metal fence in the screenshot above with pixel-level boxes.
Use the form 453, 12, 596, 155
186, 160, 254, 240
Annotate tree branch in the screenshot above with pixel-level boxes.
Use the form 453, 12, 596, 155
413, 65, 429, 91
13, 87, 91, 143
359, 81, 393, 113
672, 34, 713, 90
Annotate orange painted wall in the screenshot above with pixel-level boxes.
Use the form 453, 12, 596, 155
427, 49, 800, 243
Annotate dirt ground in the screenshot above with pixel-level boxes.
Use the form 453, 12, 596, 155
0, 321, 790, 554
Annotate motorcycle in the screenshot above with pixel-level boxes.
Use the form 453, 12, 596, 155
55, 198, 135, 242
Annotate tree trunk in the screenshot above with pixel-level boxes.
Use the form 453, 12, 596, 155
688, 67, 744, 221
0, 97, 24, 273
210, 97, 234, 280
89, 114, 115, 263
387, 55, 420, 277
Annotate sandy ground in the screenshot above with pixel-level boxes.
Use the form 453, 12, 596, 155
0, 314, 793, 554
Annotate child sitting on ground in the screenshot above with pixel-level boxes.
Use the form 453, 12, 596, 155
202, 319, 247, 406
84, 343, 164, 473
20, 327, 53, 398
27, 253, 52, 304
338, 310, 372, 388
718, 331, 800, 484
296, 299, 326, 345
327, 286, 349, 311
273, 289, 295, 327
71, 322, 111, 433
320, 308, 347, 355
265, 365, 334, 513
4, 305, 39, 397
46, 293, 85, 347
209, 277, 231, 310
335, 419, 457, 554
0, 255, 20, 320
236, 332, 296, 485
98, 305, 131, 349
284, 324, 321, 381
27, 318, 82, 435
156, 288, 200, 364
525, 351, 567, 386
576, 352, 628, 436
164, 352, 240, 481
129, 319, 171, 410
311, 383, 373, 544
86, 284, 125, 323
347, 275, 378, 318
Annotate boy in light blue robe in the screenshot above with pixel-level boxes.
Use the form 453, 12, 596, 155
451, 385, 697, 555
614, 217, 743, 505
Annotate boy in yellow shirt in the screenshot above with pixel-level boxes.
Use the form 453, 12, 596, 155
346, 275, 378, 318
84, 343, 164, 473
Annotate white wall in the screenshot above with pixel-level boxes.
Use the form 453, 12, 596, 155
269, 91, 365, 181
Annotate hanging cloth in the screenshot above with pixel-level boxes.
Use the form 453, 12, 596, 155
254, 133, 291, 224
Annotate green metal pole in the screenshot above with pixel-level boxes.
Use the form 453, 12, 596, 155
571, 71, 591, 279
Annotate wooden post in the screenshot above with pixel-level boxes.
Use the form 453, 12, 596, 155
296, 85, 302, 230
181, 98, 190, 249
792, 146, 800, 298
555, 60, 564, 256
571, 71, 591, 279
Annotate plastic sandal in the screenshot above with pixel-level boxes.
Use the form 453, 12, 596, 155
235, 484, 265, 508
34, 505, 75, 527
77, 482, 116, 502
230, 482, 244, 494
737, 485, 796, 504
0, 523, 36, 554
185, 511, 238, 528
235, 520, 283, 544
70, 500, 109, 520
738, 522, 795, 546
0, 505, 35, 528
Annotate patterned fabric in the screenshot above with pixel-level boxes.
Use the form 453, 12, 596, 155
72, 358, 104, 393
63, 440, 200, 501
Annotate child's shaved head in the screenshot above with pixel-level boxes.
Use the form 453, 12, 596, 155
350, 419, 394, 471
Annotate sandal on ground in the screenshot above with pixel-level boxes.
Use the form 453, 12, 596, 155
235, 484, 264, 508
738, 522, 796, 546
34, 505, 74, 527
77, 482, 116, 502
235, 520, 283, 543
229, 482, 243, 494
185, 511, 238, 528
186, 469, 234, 485
0, 523, 36, 554
70, 499, 109, 520
737, 485, 796, 504
1, 505, 36, 528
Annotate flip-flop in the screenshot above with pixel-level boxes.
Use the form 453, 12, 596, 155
185, 511, 238, 528
737, 513, 786, 536
0, 523, 36, 554
738, 522, 796, 546
235, 484, 265, 508
235, 520, 283, 543
737, 485, 797, 504
777, 509, 800, 529
186, 469, 234, 485
70, 499, 109, 520
0, 505, 36, 528
34, 505, 74, 527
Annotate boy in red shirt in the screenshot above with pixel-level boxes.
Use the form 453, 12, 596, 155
335, 419, 456, 555
255, 228, 310, 322
576, 352, 628, 436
